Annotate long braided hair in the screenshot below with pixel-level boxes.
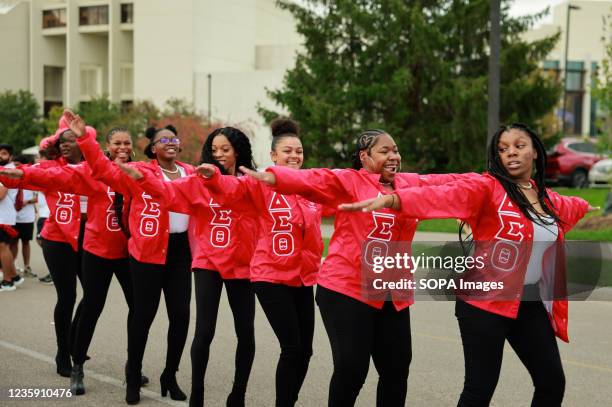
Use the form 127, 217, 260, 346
460, 123, 562, 254
487, 123, 561, 225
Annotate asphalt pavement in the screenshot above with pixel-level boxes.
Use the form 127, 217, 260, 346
0, 236, 611, 406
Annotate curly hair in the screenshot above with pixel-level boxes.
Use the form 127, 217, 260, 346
270, 117, 300, 150
200, 127, 257, 175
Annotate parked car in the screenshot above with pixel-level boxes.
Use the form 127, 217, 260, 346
545, 138, 607, 188
589, 158, 612, 186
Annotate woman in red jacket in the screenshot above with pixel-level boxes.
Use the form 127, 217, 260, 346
193, 119, 331, 407
0, 120, 87, 379
237, 129, 473, 407
339, 123, 594, 407
61, 111, 193, 405
123, 127, 259, 407
3, 127, 151, 395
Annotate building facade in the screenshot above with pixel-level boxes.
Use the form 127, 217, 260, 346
523, 0, 612, 136
0, 0, 302, 165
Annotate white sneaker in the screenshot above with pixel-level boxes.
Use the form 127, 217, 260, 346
0, 281, 16, 292
12, 275, 24, 286
23, 266, 37, 278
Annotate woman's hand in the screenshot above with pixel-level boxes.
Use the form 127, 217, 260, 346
338, 194, 400, 212
587, 205, 601, 213
239, 166, 276, 186
0, 168, 24, 179
195, 163, 218, 179
63, 109, 87, 137
117, 162, 143, 180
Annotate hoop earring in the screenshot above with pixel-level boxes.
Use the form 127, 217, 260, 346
131, 150, 136, 158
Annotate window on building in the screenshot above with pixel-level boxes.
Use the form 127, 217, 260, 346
80, 66, 102, 99
42, 8, 66, 29
544, 60, 586, 135
120, 64, 133, 98
44, 66, 63, 101
79, 5, 109, 26
121, 3, 133, 24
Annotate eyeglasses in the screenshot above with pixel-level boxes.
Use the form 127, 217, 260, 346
155, 137, 180, 145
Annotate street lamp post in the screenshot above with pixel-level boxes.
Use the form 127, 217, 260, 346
562, 4, 581, 135
487, 0, 501, 147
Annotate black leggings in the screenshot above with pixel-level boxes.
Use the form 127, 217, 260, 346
190, 269, 255, 396
253, 282, 314, 407
72, 251, 132, 365
126, 233, 192, 375
41, 238, 84, 362
456, 300, 565, 407
316, 286, 412, 407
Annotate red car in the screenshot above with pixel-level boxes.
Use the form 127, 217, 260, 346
545, 138, 606, 188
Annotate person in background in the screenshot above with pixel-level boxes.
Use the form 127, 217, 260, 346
0, 143, 24, 291
10, 154, 37, 278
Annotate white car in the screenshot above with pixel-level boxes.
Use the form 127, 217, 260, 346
589, 158, 612, 186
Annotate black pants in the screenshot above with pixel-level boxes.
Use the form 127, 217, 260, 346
41, 238, 84, 362
126, 233, 192, 375
253, 282, 314, 407
316, 286, 412, 407
456, 300, 565, 407
190, 269, 255, 397
72, 251, 132, 365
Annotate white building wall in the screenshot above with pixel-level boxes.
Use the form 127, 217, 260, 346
132, 0, 194, 106
192, 0, 257, 73
0, 2, 29, 92
195, 69, 291, 167
524, 0, 612, 135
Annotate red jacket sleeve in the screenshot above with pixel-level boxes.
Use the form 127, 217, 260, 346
416, 172, 482, 186
547, 191, 589, 233
202, 168, 262, 215
22, 164, 96, 196
395, 175, 494, 220
266, 166, 354, 207
76, 129, 145, 197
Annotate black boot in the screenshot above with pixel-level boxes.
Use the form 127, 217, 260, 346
70, 364, 85, 395
124, 362, 149, 387
125, 372, 141, 405
160, 369, 187, 401
189, 386, 204, 407
55, 353, 71, 377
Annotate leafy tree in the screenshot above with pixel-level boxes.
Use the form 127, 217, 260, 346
0, 90, 44, 153
592, 12, 612, 153
43, 105, 65, 136
76, 96, 122, 138
260, 0, 561, 171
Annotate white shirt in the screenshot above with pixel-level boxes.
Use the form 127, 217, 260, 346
523, 215, 559, 285
162, 166, 189, 233
38, 192, 50, 218
0, 163, 17, 225
16, 190, 36, 223
80, 195, 88, 214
